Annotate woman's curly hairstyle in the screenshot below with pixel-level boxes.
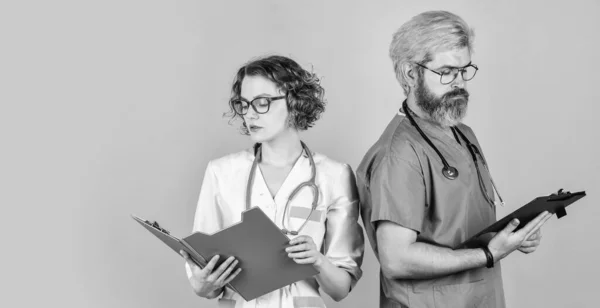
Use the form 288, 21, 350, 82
225, 55, 326, 135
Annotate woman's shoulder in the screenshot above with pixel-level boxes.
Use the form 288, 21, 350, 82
312, 151, 354, 178
207, 148, 253, 173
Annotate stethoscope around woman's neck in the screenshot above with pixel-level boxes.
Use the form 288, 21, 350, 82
402, 101, 505, 207
245, 141, 320, 235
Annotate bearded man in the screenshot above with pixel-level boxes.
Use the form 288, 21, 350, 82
356, 11, 551, 308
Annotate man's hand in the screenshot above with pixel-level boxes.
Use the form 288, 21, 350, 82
487, 211, 552, 261
517, 229, 543, 254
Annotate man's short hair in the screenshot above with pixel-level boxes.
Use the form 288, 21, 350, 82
389, 11, 475, 95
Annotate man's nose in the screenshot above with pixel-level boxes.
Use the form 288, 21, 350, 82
451, 73, 467, 89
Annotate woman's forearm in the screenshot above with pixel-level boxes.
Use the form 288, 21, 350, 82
313, 257, 352, 302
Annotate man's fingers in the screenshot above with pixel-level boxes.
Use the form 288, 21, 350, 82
522, 212, 552, 240
518, 212, 550, 237
526, 229, 543, 241
501, 218, 521, 235
526, 229, 542, 241
518, 246, 536, 254
520, 238, 541, 248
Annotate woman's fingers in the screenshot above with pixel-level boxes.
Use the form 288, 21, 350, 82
285, 243, 310, 253
223, 268, 243, 285
216, 259, 240, 284
209, 256, 236, 280
288, 250, 312, 259
292, 257, 316, 264
289, 235, 311, 245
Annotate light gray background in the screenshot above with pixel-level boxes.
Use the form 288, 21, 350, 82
2, 1, 599, 307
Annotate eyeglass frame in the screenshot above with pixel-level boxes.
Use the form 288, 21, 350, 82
415, 62, 479, 85
231, 95, 286, 116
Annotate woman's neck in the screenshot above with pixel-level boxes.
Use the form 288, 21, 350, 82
260, 132, 303, 167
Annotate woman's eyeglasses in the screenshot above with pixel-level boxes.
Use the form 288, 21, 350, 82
231, 96, 285, 116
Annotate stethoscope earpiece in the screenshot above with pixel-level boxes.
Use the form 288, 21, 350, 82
442, 166, 459, 180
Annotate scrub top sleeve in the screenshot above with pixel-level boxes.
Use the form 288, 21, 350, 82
186, 160, 222, 279
322, 164, 365, 291
370, 153, 426, 234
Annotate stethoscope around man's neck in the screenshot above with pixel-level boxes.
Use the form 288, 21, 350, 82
402, 101, 505, 207
245, 141, 320, 235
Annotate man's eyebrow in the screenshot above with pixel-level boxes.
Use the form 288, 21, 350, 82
436, 62, 472, 70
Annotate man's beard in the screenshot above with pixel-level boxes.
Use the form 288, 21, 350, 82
414, 77, 469, 127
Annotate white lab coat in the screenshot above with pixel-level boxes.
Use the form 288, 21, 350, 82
186, 147, 364, 308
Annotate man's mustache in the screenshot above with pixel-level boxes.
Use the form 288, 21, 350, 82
443, 88, 470, 101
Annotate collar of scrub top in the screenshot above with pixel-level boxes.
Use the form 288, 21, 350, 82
401, 100, 505, 207
246, 141, 320, 235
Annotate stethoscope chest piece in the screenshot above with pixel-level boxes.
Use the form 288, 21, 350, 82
442, 165, 459, 180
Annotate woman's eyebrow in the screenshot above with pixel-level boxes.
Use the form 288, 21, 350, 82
242, 93, 277, 100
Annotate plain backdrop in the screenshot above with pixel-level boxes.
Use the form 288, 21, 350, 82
2, 1, 599, 307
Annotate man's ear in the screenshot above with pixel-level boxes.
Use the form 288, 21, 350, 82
402, 62, 418, 89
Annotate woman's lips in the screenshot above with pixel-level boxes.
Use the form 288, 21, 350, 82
249, 125, 263, 132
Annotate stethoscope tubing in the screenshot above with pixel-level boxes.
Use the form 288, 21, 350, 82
245, 141, 320, 235
402, 102, 504, 206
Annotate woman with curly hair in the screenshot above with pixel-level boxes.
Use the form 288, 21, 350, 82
181, 55, 364, 307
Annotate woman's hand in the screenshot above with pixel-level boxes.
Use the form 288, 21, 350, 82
285, 235, 325, 268
181, 251, 242, 299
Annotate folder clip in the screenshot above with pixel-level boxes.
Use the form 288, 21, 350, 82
145, 220, 170, 235
548, 188, 572, 201
548, 188, 569, 219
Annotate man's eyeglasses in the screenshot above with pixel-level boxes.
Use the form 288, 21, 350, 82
231, 96, 285, 116
416, 63, 479, 85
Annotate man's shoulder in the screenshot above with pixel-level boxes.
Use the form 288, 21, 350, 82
456, 122, 482, 144
357, 116, 422, 177
456, 122, 476, 136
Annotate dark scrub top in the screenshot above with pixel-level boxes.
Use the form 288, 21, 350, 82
356, 108, 506, 308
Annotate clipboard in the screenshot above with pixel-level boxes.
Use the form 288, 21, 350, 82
132, 207, 319, 301
458, 189, 587, 248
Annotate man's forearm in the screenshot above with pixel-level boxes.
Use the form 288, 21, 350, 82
381, 242, 487, 280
